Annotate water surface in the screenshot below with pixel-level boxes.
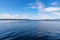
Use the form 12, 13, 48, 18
0, 20, 60, 40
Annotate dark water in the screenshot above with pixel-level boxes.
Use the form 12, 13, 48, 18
0, 20, 60, 40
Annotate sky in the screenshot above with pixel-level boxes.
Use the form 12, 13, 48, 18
0, 0, 60, 19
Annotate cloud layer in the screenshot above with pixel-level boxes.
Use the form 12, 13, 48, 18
27, 0, 60, 19
0, 0, 60, 19
0, 14, 20, 19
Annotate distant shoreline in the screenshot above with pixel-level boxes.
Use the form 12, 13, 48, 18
0, 19, 60, 21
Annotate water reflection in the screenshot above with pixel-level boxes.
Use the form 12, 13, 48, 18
0, 20, 60, 40
38, 21, 60, 40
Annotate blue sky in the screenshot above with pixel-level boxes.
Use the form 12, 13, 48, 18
0, 0, 60, 19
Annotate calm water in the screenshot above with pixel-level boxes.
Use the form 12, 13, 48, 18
0, 20, 60, 40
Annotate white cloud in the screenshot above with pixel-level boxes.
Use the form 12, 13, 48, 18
0, 14, 21, 19
27, 2, 36, 9
27, 6, 36, 9
51, 12, 60, 19
37, 14, 51, 19
27, 0, 45, 10
36, 1, 44, 10
43, 7, 60, 12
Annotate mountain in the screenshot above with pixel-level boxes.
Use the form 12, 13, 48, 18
0, 19, 60, 21
37, 19, 60, 21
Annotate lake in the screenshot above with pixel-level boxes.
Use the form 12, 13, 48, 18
0, 20, 60, 40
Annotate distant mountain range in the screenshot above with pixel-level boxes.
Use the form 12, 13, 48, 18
37, 19, 60, 21
0, 19, 60, 21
